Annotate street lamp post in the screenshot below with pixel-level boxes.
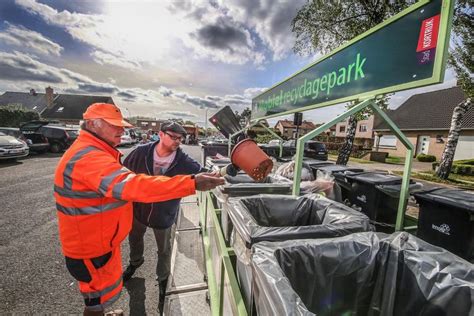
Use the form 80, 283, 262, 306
204, 108, 209, 137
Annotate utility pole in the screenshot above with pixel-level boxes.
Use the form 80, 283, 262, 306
204, 108, 209, 137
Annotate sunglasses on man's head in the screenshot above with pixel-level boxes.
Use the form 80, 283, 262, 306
165, 132, 184, 141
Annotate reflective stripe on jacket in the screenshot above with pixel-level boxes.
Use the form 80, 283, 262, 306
54, 130, 196, 259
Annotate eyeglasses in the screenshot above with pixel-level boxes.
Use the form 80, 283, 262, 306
165, 132, 184, 142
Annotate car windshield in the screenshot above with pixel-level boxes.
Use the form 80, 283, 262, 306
307, 142, 326, 150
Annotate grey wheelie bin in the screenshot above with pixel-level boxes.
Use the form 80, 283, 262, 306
200, 142, 229, 165
312, 165, 365, 202
227, 194, 372, 313
251, 231, 474, 316
413, 187, 474, 262
343, 171, 421, 232
205, 156, 231, 171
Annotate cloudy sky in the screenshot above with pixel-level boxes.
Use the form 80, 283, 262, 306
0, 0, 456, 127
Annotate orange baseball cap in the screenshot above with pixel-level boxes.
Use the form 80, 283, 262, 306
83, 103, 132, 127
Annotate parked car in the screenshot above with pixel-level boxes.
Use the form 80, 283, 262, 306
0, 125, 50, 154
268, 139, 281, 146
0, 132, 29, 160
260, 139, 328, 161
282, 140, 328, 160
119, 130, 134, 146
126, 128, 140, 144
37, 124, 79, 153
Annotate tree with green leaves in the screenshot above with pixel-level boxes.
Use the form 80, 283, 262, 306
436, 0, 473, 179
292, 0, 412, 164
0, 104, 39, 127
183, 120, 195, 126
235, 107, 252, 127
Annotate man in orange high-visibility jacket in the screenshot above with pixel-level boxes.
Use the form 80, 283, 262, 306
54, 103, 224, 316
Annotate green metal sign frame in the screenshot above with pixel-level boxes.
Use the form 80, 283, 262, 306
251, 0, 454, 121
291, 97, 414, 231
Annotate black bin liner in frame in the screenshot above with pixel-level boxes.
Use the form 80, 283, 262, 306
227, 194, 373, 313
251, 232, 474, 316
212, 174, 292, 246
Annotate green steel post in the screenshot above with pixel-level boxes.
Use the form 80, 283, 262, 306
369, 103, 414, 231
209, 199, 247, 315
292, 98, 375, 195
201, 191, 247, 315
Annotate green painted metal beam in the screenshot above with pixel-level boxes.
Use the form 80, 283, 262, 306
369, 103, 414, 231
202, 191, 248, 315
292, 98, 375, 195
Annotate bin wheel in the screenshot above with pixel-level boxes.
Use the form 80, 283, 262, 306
203, 274, 208, 282
205, 292, 210, 305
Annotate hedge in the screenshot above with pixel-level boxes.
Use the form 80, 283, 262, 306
416, 154, 436, 162
452, 164, 474, 175
432, 159, 474, 175
0, 107, 39, 127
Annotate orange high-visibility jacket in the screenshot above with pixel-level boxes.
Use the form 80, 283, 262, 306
54, 130, 196, 259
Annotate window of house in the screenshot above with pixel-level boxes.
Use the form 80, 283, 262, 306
339, 126, 346, 133
359, 124, 367, 132
436, 135, 444, 143
152, 122, 156, 126
56, 107, 64, 112
379, 135, 397, 147
141, 122, 148, 126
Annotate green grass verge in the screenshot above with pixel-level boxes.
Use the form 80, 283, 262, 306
393, 170, 474, 190
385, 155, 405, 165
328, 154, 375, 164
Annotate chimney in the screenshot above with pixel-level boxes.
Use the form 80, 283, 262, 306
29, 88, 37, 96
45, 86, 54, 108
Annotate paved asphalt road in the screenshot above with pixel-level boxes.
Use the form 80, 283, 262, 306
0, 144, 202, 314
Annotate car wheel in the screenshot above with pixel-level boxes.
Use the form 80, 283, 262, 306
50, 142, 62, 153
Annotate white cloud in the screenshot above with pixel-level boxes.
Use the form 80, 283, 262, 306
243, 87, 267, 99
0, 51, 65, 83
158, 85, 265, 114
161, 110, 199, 119
0, 22, 63, 56
91, 50, 141, 70
14, 0, 301, 66
218, 0, 306, 61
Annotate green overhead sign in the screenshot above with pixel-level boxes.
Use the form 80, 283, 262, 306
252, 0, 454, 120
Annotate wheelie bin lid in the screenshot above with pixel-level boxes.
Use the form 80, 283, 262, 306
317, 165, 364, 174
224, 173, 291, 184
345, 171, 406, 185
413, 187, 474, 212
213, 174, 292, 199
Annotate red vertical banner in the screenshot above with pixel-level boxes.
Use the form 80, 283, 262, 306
416, 14, 441, 52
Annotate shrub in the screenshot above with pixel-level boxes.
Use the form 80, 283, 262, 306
452, 164, 474, 175
254, 133, 276, 144
0, 106, 39, 127
454, 159, 474, 166
416, 154, 436, 162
